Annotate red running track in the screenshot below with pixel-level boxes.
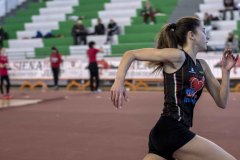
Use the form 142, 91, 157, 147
0, 90, 239, 160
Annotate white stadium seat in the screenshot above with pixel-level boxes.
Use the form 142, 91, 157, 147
8, 39, 44, 48
24, 22, 59, 31
208, 30, 230, 41
211, 20, 237, 30
104, 1, 141, 10
203, 0, 223, 4
87, 35, 118, 45
92, 17, 131, 27
46, 0, 78, 8
39, 6, 73, 15
207, 40, 225, 49
70, 45, 111, 55
98, 9, 137, 18
111, 0, 141, 2
6, 48, 35, 59
32, 14, 66, 23
199, 3, 224, 13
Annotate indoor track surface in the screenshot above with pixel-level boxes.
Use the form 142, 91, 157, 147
0, 90, 239, 160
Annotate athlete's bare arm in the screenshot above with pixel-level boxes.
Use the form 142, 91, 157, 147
199, 49, 238, 108
111, 48, 185, 109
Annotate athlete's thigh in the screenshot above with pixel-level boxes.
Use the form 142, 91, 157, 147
143, 153, 166, 160
173, 135, 237, 160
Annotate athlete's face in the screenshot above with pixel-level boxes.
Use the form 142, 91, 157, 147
194, 25, 208, 51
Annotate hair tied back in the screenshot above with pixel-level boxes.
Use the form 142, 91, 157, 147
169, 23, 176, 31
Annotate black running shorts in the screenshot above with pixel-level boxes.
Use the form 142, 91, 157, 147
148, 116, 196, 160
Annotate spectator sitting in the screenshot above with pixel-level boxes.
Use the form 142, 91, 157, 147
203, 13, 212, 26
35, 30, 43, 38
210, 14, 220, 21
44, 32, 64, 38
94, 18, 105, 35
105, 19, 119, 44
225, 32, 239, 53
32, 31, 63, 39
141, 0, 156, 24
222, 0, 235, 20
71, 20, 88, 45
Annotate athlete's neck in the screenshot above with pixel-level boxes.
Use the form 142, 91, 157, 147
182, 45, 198, 64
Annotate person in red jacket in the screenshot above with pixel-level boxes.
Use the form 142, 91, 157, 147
50, 47, 63, 90
0, 47, 11, 99
86, 41, 103, 92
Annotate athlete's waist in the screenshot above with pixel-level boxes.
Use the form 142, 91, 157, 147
162, 104, 193, 127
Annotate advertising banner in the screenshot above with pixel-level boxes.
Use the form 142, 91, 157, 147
8, 55, 240, 80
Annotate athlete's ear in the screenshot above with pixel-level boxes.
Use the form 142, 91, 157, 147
187, 31, 195, 41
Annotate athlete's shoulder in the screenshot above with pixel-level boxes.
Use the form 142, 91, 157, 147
197, 59, 209, 71
161, 48, 186, 62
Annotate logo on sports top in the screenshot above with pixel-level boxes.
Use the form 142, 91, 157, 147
189, 67, 196, 74
184, 76, 205, 104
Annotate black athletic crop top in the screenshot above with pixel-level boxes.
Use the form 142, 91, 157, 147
161, 50, 205, 127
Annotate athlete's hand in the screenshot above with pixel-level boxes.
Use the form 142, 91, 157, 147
222, 48, 239, 71
110, 81, 129, 109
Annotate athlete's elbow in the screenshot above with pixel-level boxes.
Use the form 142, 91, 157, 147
123, 50, 136, 61
217, 101, 227, 109
218, 105, 226, 109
